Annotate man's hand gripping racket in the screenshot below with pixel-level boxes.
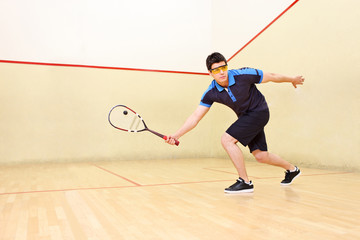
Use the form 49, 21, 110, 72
108, 105, 180, 146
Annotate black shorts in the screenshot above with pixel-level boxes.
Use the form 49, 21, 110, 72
226, 109, 270, 152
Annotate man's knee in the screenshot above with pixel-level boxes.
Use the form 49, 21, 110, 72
252, 150, 269, 163
221, 133, 237, 148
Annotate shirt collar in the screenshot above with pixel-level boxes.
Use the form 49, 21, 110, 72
214, 70, 235, 92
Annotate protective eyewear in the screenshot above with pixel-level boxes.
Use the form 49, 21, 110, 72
210, 65, 228, 74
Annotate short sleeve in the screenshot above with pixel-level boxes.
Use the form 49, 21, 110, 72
200, 84, 214, 107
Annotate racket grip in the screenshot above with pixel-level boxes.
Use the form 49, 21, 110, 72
163, 136, 180, 146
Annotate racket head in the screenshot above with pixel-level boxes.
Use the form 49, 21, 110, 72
108, 105, 147, 132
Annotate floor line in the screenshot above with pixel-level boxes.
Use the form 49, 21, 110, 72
92, 164, 142, 186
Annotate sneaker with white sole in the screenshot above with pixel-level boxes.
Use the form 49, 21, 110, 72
281, 166, 301, 185
224, 178, 254, 193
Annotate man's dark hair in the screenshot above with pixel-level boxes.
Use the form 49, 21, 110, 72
206, 52, 227, 71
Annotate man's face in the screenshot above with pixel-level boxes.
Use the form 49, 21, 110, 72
209, 61, 228, 87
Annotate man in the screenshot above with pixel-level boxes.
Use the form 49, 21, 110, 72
165, 52, 304, 193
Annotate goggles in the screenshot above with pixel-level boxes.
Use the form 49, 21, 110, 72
210, 64, 228, 74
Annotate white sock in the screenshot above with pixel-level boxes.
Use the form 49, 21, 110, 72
290, 166, 297, 172
238, 178, 251, 184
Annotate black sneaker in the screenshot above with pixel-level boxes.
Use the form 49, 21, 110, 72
224, 178, 254, 193
281, 166, 301, 185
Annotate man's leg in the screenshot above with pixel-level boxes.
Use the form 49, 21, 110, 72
221, 132, 250, 182
251, 150, 301, 185
251, 149, 295, 170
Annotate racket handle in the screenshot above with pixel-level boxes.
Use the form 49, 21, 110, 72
163, 136, 180, 146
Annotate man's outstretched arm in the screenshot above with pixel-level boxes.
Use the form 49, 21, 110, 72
165, 105, 210, 145
262, 72, 305, 88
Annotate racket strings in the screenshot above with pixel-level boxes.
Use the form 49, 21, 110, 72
108, 105, 178, 145
108, 106, 146, 132
129, 115, 143, 132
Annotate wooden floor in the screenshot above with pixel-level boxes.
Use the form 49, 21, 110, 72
0, 158, 359, 240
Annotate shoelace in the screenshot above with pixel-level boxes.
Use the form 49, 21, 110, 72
237, 179, 252, 185
229, 179, 251, 188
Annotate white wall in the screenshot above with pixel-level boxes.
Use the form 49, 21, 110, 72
212, 0, 295, 60
0, 0, 295, 73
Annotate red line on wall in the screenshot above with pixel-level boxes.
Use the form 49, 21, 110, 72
227, 0, 299, 62
0, 59, 208, 76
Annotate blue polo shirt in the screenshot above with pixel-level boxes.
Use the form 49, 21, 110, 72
200, 68, 268, 117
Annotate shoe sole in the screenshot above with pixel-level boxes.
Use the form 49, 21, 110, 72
224, 188, 254, 194
280, 171, 301, 186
